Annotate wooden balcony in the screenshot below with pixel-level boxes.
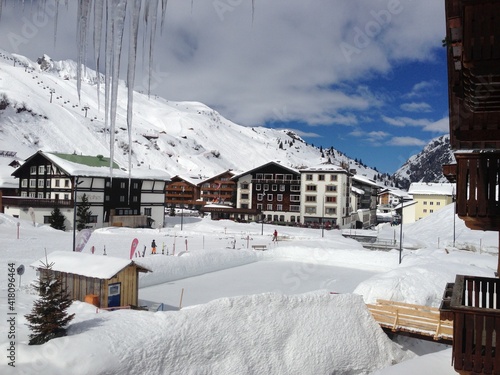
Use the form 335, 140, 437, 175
2, 196, 74, 208
449, 275, 500, 375
454, 152, 500, 231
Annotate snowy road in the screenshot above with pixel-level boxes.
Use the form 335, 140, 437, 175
139, 260, 378, 310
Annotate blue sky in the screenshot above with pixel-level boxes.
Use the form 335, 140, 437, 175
0, 0, 448, 174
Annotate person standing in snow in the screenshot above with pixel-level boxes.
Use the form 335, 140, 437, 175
151, 239, 157, 254
272, 230, 278, 242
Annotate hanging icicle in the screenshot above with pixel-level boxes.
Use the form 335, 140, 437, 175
76, 0, 91, 102
93, 0, 104, 110
126, 0, 142, 203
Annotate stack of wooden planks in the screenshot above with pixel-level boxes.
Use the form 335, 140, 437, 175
367, 299, 453, 343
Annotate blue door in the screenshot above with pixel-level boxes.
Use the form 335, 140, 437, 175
107, 282, 121, 308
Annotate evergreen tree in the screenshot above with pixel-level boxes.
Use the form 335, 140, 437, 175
76, 193, 92, 230
25, 261, 75, 345
49, 207, 66, 231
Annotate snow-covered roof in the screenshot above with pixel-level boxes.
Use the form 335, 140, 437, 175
30, 251, 151, 279
231, 160, 299, 179
408, 182, 455, 196
299, 164, 348, 173
351, 186, 365, 195
40, 151, 171, 181
352, 174, 381, 187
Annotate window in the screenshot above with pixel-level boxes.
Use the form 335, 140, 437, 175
30, 166, 36, 174
279, 215, 284, 222
38, 165, 45, 174
120, 195, 125, 202
89, 216, 98, 223
318, 174, 325, 181
105, 195, 110, 201
325, 207, 337, 215
326, 185, 337, 192
64, 180, 70, 187
430, 209, 434, 213
276, 174, 284, 180
255, 184, 261, 191
120, 182, 126, 189
267, 204, 273, 210
306, 174, 313, 181
326, 196, 337, 203
290, 185, 300, 191
55, 180, 60, 187
264, 174, 273, 180
263, 184, 269, 191
64, 194, 69, 200
280, 185, 285, 191
277, 204, 283, 211
38, 179, 44, 188
54, 193, 59, 200
423, 209, 427, 213
21, 192, 27, 197
256, 173, 263, 179
241, 183, 249, 189
257, 203, 263, 210
21, 179, 27, 187
290, 195, 300, 202
106, 181, 111, 188
241, 193, 249, 200
430, 201, 434, 205
257, 194, 264, 201
290, 205, 300, 212
306, 185, 317, 191
144, 208, 152, 216
272, 184, 277, 191
305, 195, 316, 202
267, 194, 273, 201
437, 202, 441, 205
277, 194, 283, 201
330, 175, 338, 181
423, 201, 427, 205
46, 179, 50, 188
37, 192, 44, 198
305, 206, 316, 214
132, 196, 138, 202
29, 179, 36, 187
43, 216, 51, 224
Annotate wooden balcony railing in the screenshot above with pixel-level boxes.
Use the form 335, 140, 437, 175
455, 152, 500, 231
2, 196, 74, 208
450, 275, 500, 374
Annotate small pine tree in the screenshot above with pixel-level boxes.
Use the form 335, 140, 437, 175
25, 261, 75, 345
76, 193, 92, 230
49, 207, 66, 231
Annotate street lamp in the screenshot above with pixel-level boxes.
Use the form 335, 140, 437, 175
72, 177, 84, 252
453, 186, 456, 247
399, 197, 404, 264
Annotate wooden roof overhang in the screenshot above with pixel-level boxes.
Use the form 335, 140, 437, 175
446, 0, 500, 150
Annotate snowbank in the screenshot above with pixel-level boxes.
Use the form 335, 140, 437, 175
8, 291, 409, 375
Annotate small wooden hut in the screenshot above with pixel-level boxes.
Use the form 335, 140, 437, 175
30, 251, 151, 309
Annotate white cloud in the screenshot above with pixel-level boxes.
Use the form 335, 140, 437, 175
400, 102, 432, 112
382, 115, 449, 133
388, 136, 427, 146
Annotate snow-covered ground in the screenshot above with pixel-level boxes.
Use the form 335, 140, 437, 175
0, 203, 498, 374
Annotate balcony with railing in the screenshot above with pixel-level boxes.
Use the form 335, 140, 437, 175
2, 196, 74, 208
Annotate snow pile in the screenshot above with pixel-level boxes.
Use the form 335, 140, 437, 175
11, 291, 409, 375
138, 248, 259, 287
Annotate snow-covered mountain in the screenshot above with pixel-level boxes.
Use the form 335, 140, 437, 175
392, 134, 455, 189
0, 50, 394, 184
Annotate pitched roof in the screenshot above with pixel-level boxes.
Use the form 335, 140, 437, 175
408, 182, 455, 196
30, 251, 151, 279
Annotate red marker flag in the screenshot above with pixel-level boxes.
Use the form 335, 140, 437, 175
130, 238, 139, 259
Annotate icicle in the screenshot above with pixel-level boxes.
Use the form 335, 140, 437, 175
126, 0, 142, 202
53, 0, 59, 47
160, 0, 169, 31
144, 0, 159, 97
76, 0, 91, 101
107, 0, 127, 178
93, 0, 104, 110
